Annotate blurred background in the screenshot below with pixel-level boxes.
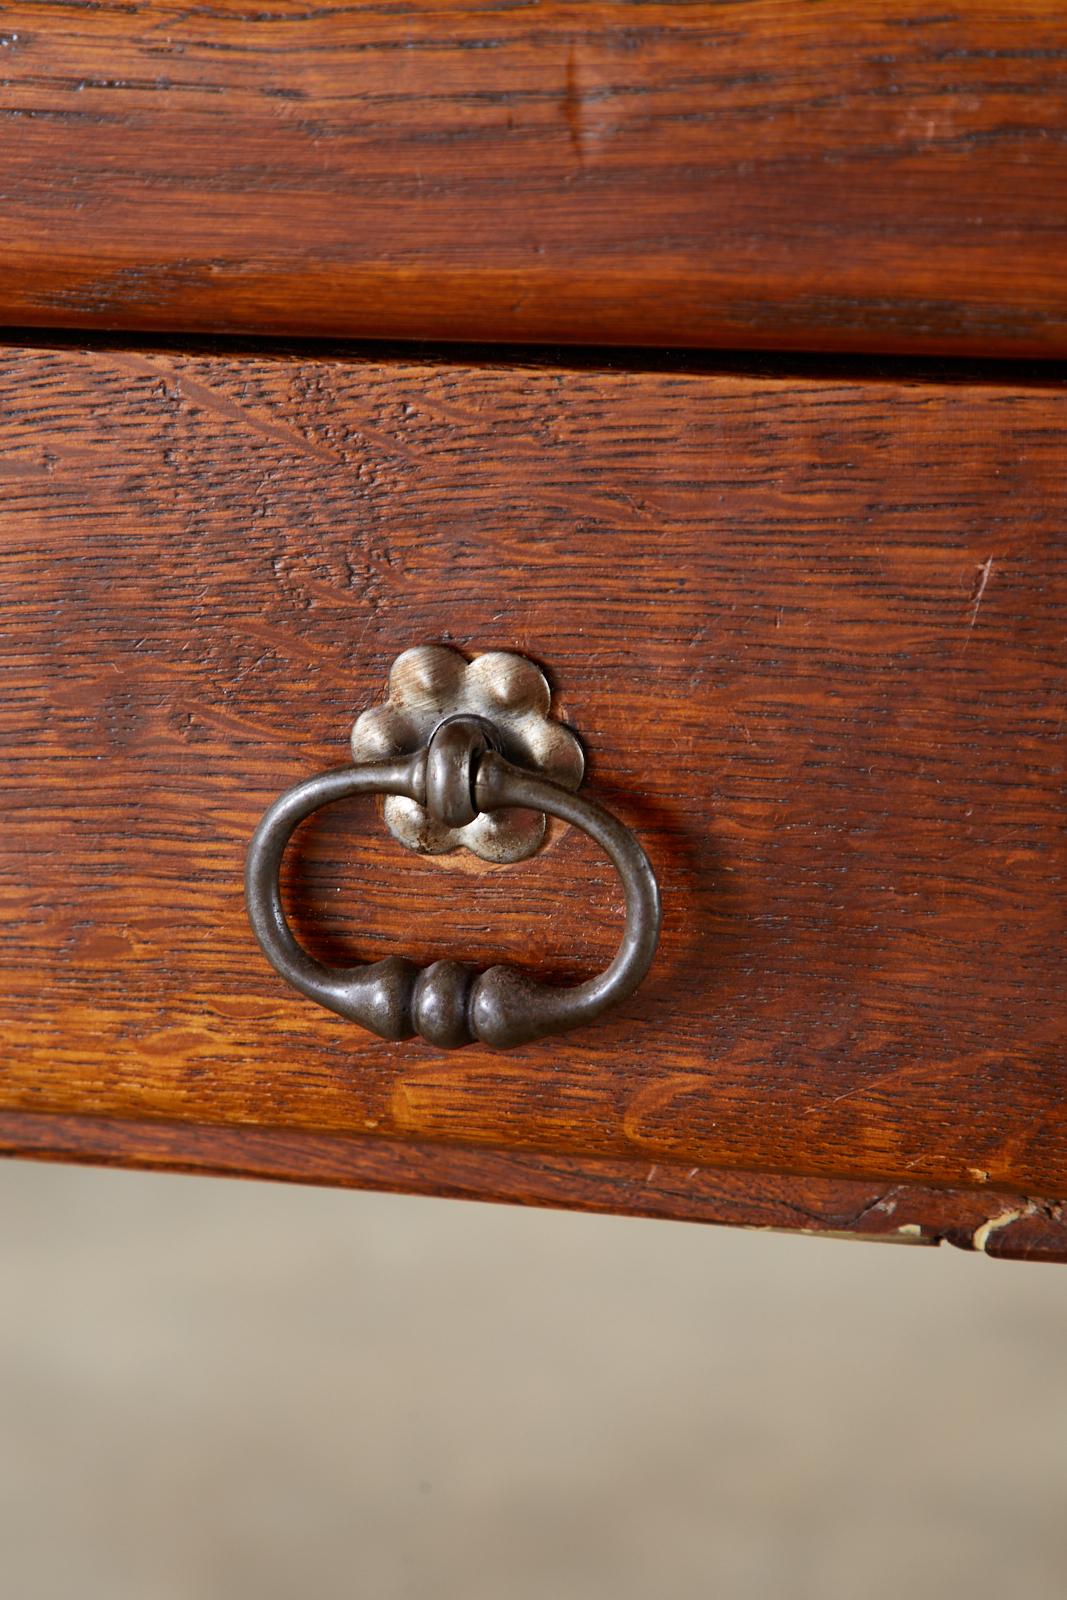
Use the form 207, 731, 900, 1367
1, 1157, 1065, 1600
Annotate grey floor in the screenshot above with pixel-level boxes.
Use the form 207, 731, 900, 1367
1, 1158, 1065, 1600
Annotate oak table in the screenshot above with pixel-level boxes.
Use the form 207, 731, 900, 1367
1, 3, 1065, 1261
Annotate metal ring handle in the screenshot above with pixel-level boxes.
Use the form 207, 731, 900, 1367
245, 732, 661, 1050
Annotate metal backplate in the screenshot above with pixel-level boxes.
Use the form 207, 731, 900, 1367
350, 646, 585, 863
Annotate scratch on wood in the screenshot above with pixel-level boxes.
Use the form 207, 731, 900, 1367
967, 555, 995, 629
563, 42, 586, 166
972, 1204, 1029, 1252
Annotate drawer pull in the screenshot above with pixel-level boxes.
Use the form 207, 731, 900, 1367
245, 710, 661, 1049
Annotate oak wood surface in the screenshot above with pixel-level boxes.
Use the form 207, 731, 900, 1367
0, 344, 1065, 1217
3, 1111, 1066, 1263
2, 3, 1067, 356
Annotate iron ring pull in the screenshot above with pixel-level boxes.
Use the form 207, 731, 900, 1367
245, 716, 661, 1050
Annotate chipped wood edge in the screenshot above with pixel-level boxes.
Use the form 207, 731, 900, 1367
0, 1111, 1063, 1263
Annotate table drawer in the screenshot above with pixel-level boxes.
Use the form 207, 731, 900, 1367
2, 344, 1065, 1257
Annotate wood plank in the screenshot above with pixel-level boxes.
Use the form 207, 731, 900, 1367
1, 3, 1067, 355
0, 344, 1064, 1219
3, 1112, 1065, 1262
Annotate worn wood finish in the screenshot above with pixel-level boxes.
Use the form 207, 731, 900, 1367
3, 1111, 1066, 1263
1, 344, 1065, 1222
2, 3, 1067, 356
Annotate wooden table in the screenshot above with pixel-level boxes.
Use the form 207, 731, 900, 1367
1, 4, 1065, 1261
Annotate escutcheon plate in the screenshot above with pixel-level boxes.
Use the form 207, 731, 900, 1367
350, 645, 584, 863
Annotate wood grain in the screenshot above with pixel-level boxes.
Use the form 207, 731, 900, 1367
2, 3, 1067, 356
0, 344, 1065, 1218
3, 1111, 1066, 1263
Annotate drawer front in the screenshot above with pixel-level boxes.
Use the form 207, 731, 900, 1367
2, 347, 1065, 1253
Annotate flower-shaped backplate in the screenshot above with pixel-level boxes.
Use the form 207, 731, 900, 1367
350, 645, 585, 863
